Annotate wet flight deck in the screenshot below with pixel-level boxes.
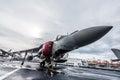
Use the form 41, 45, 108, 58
0, 61, 120, 80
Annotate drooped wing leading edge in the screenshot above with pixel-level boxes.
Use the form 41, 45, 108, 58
13, 44, 43, 54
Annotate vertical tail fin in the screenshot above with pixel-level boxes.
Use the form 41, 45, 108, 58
111, 48, 120, 59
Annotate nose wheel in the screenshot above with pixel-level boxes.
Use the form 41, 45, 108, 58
37, 61, 65, 76
47, 65, 54, 76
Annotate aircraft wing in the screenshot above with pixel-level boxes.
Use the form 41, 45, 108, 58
13, 47, 39, 53
13, 44, 43, 54
0, 49, 8, 54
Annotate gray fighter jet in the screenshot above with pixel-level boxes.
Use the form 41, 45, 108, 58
1, 26, 113, 71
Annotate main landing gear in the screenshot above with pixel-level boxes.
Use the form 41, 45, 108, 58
37, 61, 64, 77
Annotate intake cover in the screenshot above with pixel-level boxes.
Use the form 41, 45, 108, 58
42, 41, 54, 59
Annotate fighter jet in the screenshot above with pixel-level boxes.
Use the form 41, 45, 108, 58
0, 49, 23, 61
0, 49, 12, 57
111, 48, 120, 61
1, 26, 113, 72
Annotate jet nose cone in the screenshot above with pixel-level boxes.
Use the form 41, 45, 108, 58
92, 26, 113, 37
106, 26, 113, 30
73, 26, 113, 47
98, 26, 113, 33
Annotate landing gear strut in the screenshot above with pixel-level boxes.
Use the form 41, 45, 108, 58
40, 61, 45, 69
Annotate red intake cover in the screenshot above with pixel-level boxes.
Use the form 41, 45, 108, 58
42, 41, 54, 59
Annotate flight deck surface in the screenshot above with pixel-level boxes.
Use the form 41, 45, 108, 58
0, 61, 120, 80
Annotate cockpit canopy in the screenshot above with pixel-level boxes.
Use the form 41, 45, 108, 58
56, 35, 66, 41
55, 30, 79, 41
70, 30, 79, 35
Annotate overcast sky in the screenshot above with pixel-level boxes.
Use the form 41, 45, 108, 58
0, 0, 120, 60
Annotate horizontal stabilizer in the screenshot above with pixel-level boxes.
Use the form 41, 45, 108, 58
111, 59, 120, 62
53, 59, 67, 63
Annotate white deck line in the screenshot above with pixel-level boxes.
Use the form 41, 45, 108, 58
0, 68, 20, 80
